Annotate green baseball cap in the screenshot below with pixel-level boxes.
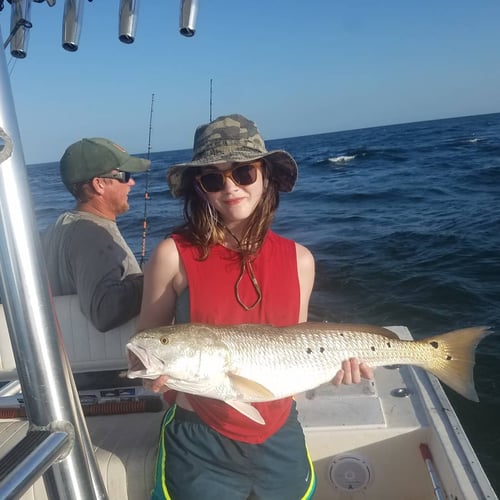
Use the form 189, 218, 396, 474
60, 137, 150, 190
167, 114, 298, 198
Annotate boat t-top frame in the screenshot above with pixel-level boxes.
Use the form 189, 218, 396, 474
0, 2, 198, 498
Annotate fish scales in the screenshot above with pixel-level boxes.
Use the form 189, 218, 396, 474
127, 322, 490, 412
214, 325, 436, 397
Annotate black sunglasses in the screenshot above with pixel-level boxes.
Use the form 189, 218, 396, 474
98, 171, 131, 183
196, 162, 261, 193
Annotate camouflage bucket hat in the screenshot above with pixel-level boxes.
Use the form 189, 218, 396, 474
167, 114, 298, 197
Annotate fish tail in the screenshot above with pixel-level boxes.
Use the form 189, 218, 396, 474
423, 326, 491, 402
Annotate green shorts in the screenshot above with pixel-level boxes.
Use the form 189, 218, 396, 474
151, 401, 316, 500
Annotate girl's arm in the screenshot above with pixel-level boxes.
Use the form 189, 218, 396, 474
295, 242, 315, 323
136, 237, 186, 332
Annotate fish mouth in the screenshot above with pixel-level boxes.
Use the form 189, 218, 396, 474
126, 343, 164, 379
127, 350, 146, 375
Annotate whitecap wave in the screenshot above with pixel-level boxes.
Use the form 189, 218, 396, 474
328, 155, 356, 164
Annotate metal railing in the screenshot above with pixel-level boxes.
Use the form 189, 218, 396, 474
0, 24, 108, 499
0, 430, 71, 499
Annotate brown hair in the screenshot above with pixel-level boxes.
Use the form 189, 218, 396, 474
68, 181, 92, 202
173, 160, 280, 260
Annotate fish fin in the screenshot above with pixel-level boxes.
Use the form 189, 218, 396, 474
366, 326, 401, 340
225, 400, 266, 425
228, 373, 275, 399
166, 379, 218, 394
422, 326, 491, 402
340, 324, 401, 340
292, 322, 401, 340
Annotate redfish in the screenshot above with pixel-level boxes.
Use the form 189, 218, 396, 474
127, 322, 489, 424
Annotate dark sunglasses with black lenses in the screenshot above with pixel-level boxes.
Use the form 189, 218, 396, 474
196, 162, 261, 193
98, 170, 131, 183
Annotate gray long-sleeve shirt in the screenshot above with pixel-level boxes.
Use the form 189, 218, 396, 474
41, 210, 143, 332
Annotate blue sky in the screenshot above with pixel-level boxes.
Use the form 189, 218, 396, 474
2, 0, 500, 164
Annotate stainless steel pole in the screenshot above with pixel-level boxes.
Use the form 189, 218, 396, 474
0, 25, 108, 499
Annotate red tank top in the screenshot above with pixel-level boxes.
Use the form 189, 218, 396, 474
172, 231, 300, 443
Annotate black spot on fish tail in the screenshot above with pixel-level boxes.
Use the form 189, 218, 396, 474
422, 326, 490, 402
371, 346, 376, 351
320, 347, 325, 353
386, 342, 392, 348
306, 348, 312, 354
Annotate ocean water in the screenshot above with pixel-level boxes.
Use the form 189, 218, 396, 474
28, 112, 500, 493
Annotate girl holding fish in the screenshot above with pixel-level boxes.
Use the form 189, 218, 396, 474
136, 114, 372, 500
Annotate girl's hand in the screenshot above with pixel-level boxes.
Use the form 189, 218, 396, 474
331, 358, 373, 385
143, 375, 169, 393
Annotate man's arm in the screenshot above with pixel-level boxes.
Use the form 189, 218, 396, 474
69, 221, 143, 332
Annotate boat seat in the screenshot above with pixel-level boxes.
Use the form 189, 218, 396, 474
0, 294, 134, 381
0, 411, 163, 500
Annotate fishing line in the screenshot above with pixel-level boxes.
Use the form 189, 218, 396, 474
8, 56, 17, 76
140, 92, 154, 269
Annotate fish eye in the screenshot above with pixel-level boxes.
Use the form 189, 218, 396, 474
160, 336, 169, 345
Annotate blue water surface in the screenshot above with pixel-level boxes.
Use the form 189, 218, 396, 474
28, 112, 500, 493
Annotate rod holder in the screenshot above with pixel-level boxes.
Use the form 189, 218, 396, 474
119, 0, 139, 44
62, 0, 84, 52
179, 0, 198, 37
9, 0, 32, 59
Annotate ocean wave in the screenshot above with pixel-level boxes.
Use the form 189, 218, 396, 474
333, 147, 407, 163
328, 154, 356, 164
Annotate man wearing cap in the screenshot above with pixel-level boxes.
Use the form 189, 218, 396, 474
42, 137, 149, 332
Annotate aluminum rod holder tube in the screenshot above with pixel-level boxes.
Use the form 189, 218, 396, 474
179, 0, 198, 37
62, 0, 84, 52
9, 0, 32, 58
0, 25, 108, 500
119, 0, 139, 44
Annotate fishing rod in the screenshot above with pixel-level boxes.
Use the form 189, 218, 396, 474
209, 78, 213, 121
139, 92, 154, 269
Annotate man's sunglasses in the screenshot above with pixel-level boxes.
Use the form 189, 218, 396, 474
98, 170, 131, 183
196, 162, 261, 193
